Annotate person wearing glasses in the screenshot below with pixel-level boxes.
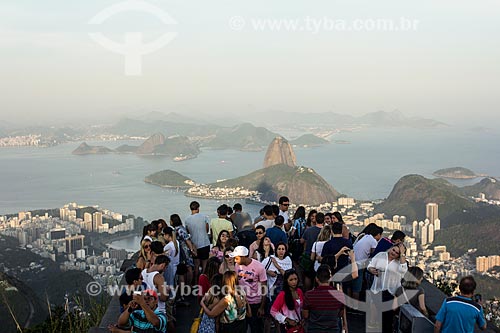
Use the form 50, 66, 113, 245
136, 237, 152, 270
117, 289, 167, 333
220, 246, 236, 274
249, 225, 275, 259
278, 196, 291, 222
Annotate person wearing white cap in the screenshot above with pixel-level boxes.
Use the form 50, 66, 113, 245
230, 246, 267, 333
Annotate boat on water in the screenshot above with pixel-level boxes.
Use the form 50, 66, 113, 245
173, 154, 194, 162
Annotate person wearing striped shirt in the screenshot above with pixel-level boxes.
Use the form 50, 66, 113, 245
117, 289, 167, 333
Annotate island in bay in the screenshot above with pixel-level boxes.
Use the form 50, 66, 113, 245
144, 136, 340, 204
433, 167, 486, 179
144, 170, 194, 188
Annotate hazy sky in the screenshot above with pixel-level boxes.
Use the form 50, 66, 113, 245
1, 0, 499, 126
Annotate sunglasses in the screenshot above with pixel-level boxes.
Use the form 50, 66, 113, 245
281, 203, 290, 206
143, 245, 150, 249
224, 254, 231, 258
255, 231, 264, 235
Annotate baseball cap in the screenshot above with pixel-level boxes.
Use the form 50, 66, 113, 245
229, 246, 249, 258
144, 289, 158, 298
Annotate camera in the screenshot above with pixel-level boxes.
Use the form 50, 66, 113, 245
474, 294, 482, 303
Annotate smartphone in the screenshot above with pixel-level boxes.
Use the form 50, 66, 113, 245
474, 294, 482, 302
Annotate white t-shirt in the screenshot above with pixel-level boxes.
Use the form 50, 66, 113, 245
354, 234, 378, 265
311, 240, 328, 271
164, 240, 180, 267
261, 255, 293, 299
279, 210, 290, 223
255, 219, 275, 230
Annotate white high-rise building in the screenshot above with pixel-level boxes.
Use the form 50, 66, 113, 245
426, 203, 439, 227
92, 212, 103, 232
84, 213, 92, 223
428, 223, 434, 244
434, 218, 441, 231
412, 221, 418, 237
420, 221, 427, 246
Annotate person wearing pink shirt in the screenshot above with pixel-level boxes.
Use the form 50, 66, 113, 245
270, 269, 304, 333
230, 246, 267, 333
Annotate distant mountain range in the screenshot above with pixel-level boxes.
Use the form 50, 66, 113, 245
244, 110, 447, 129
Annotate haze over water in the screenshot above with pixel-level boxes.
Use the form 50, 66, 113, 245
1, 127, 499, 225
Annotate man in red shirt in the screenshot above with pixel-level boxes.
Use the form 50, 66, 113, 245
303, 264, 347, 332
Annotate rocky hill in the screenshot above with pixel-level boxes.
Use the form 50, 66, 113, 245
375, 174, 500, 255
263, 137, 296, 168
290, 134, 329, 147
433, 167, 479, 179
0, 272, 47, 332
75, 134, 200, 158
0, 235, 100, 330
72, 142, 114, 155
202, 123, 279, 151
461, 177, 500, 200
213, 164, 340, 204
135, 133, 166, 154
145, 169, 194, 188
375, 174, 475, 223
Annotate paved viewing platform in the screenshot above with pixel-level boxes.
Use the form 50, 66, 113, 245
89, 267, 499, 333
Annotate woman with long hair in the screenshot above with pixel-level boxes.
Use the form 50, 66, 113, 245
270, 269, 304, 332
210, 229, 230, 261
310, 224, 332, 271
393, 266, 428, 316
162, 226, 179, 287
292, 206, 306, 234
198, 256, 221, 301
249, 225, 274, 259
170, 213, 196, 303
332, 211, 350, 240
135, 238, 152, 270
306, 209, 317, 227
256, 236, 274, 262
367, 243, 408, 332
199, 273, 224, 333
200, 271, 250, 333
219, 247, 235, 274
262, 242, 293, 303
289, 206, 307, 262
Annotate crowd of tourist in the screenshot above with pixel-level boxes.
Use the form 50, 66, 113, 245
109, 197, 487, 333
